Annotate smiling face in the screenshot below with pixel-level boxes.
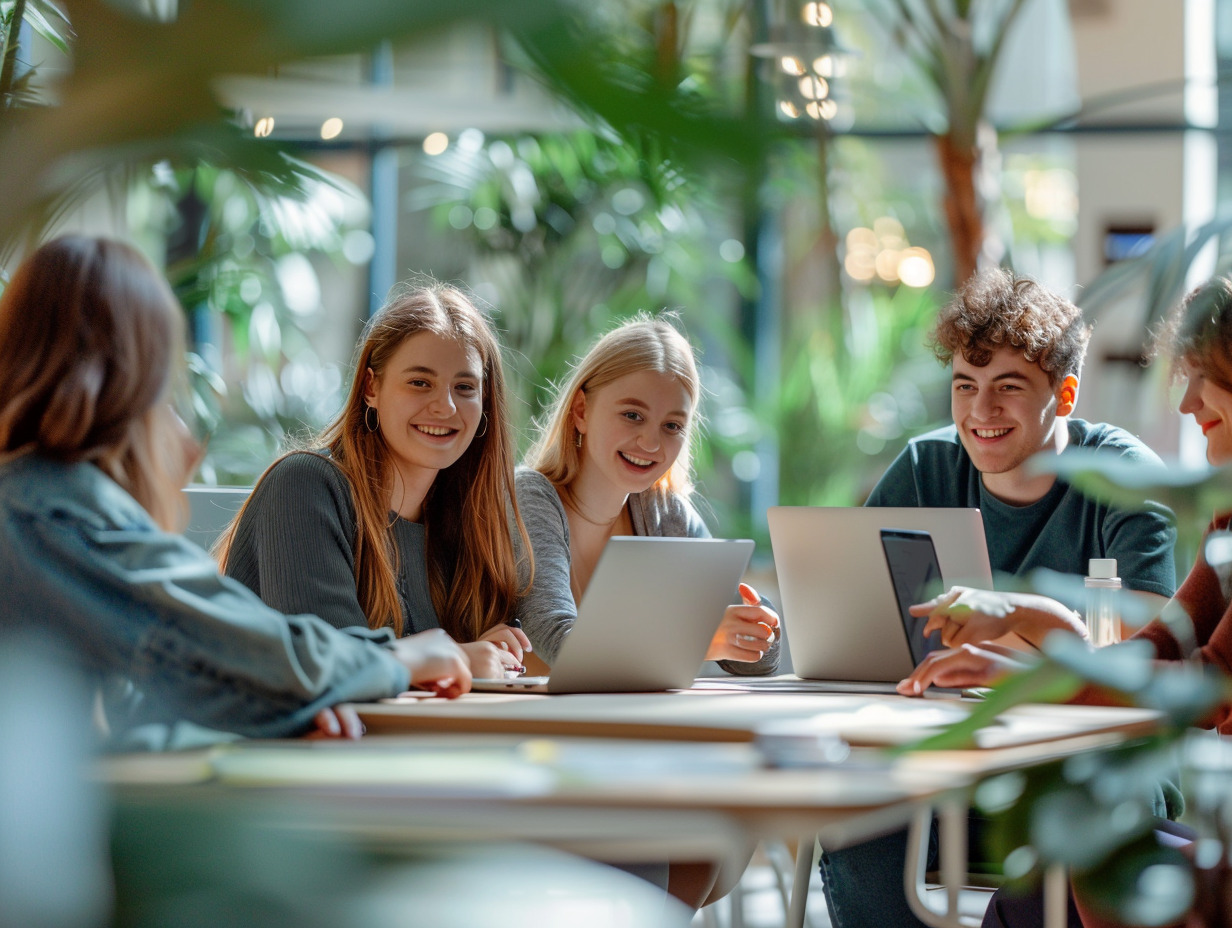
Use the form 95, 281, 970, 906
1179, 360, 1232, 467
364, 331, 484, 502
951, 346, 1071, 493
572, 369, 693, 497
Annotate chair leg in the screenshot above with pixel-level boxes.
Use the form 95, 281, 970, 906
787, 836, 817, 928
762, 839, 796, 918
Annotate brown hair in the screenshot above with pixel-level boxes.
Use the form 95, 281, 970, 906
218, 282, 529, 640
0, 235, 193, 531
525, 314, 701, 500
931, 268, 1091, 386
1154, 277, 1232, 391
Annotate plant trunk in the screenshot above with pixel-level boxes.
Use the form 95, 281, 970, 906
934, 130, 984, 289
0, 0, 29, 110
653, 2, 680, 89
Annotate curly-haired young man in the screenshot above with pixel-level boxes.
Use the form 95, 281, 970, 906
819, 269, 1178, 928
869, 267, 1176, 589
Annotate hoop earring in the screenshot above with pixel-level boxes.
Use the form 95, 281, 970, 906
364, 405, 379, 433
474, 413, 488, 439
575, 431, 583, 449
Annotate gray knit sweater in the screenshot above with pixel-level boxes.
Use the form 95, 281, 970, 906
224, 452, 441, 635
514, 468, 779, 676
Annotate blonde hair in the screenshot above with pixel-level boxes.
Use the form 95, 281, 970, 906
0, 235, 194, 531
526, 314, 701, 499
218, 282, 530, 640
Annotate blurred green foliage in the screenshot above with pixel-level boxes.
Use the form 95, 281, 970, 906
906, 633, 1232, 925
412, 129, 756, 438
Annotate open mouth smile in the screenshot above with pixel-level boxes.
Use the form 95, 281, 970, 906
619, 451, 656, 469
972, 427, 1012, 439
414, 424, 458, 437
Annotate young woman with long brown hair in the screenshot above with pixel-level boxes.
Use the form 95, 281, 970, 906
217, 283, 531, 678
0, 235, 471, 746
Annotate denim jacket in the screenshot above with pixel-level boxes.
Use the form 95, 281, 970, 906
0, 455, 409, 745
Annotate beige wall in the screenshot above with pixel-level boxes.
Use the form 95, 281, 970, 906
1068, 0, 1209, 455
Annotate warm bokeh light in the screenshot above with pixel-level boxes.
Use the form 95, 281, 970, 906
798, 75, 829, 100
846, 227, 877, 250
802, 2, 833, 27
844, 227, 878, 281
846, 223, 932, 288
897, 247, 936, 288
778, 100, 801, 119
320, 117, 343, 140
423, 132, 449, 156
875, 249, 901, 282
253, 116, 275, 138
1024, 168, 1079, 221
813, 55, 845, 78
844, 249, 876, 281
780, 56, 806, 76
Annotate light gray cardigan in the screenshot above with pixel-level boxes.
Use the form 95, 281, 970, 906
514, 468, 779, 676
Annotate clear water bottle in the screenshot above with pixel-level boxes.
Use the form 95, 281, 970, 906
1085, 558, 1121, 647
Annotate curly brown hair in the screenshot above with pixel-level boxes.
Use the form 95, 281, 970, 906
930, 268, 1092, 386
1153, 277, 1232, 391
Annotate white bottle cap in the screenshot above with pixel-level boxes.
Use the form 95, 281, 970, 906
1089, 558, 1118, 579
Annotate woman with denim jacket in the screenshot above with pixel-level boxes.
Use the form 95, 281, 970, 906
0, 235, 471, 747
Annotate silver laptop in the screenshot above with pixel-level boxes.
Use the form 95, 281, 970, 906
768, 507, 994, 683
476, 536, 755, 694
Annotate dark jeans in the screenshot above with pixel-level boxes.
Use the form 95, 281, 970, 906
981, 885, 1083, 928
821, 828, 930, 928
822, 821, 1193, 928
820, 816, 993, 928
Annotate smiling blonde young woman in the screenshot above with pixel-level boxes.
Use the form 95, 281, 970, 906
515, 315, 779, 676
216, 283, 531, 679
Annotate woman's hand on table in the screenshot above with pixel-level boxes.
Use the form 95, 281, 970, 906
391, 628, 472, 698
897, 642, 1033, 696
307, 705, 365, 739
705, 583, 780, 663
460, 640, 525, 680
476, 623, 532, 664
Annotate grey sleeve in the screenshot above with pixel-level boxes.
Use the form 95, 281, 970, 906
513, 471, 576, 664
676, 495, 713, 539
717, 588, 782, 677
21, 511, 408, 740
225, 453, 372, 631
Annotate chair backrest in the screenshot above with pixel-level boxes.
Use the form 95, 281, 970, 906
183, 485, 250, 551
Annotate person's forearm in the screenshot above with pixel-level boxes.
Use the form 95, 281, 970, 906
1010, 593, 1087, 649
